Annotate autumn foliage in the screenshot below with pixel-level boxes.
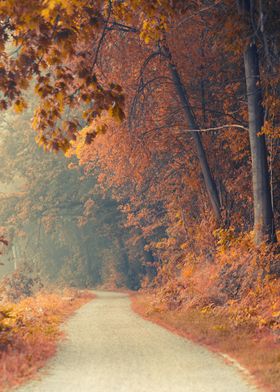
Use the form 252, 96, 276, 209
0, 0, 279, 389
61, 0, 280, 330
0, 288, 94, 391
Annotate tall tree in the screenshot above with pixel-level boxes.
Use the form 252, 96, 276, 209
238, 0, 276, 244
161, 44, 221, 222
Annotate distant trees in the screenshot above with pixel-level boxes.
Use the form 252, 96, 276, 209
0, 1, 280, 295
0, 100, 144, 288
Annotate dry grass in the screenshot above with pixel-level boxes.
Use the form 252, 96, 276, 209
131, 293, 280, 392
0, 289, 95, 391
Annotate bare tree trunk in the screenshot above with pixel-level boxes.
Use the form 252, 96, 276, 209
75, 225, 92, 281
115, 231, 130, 286
139, 235, 157, 280
238, 0, 276, 244
162, 47, 221, 222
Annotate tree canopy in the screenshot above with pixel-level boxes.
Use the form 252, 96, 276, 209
0, 0, 279, 342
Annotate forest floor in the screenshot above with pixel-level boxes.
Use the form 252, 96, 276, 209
132, 293, 280, 392
0, 289, 94, 392
16, 291, 257, 392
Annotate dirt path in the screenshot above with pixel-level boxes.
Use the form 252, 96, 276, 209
17, 291, 258, 392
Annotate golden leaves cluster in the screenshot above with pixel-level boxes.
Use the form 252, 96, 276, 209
0, 0, 189, 152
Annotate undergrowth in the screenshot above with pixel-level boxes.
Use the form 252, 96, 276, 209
0, 287, 94, 391
132, 293, 280, 392
136, 226, 280, 392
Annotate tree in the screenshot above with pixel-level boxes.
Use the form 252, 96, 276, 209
0, 96, 144, 288
1, 0, 280, 299
161, 44, 221, 222
237, 0, 276, 244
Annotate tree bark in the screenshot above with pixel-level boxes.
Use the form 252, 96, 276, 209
74, 225, 93, 281
238, 0, 276, 244
163, 48, 221, 222
139, 235, 157, 280
115, 231, 131, 286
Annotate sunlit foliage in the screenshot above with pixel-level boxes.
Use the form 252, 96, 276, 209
0, 288, 94, 391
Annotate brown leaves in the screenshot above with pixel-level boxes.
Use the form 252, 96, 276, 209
108, 103, 125, 123
13, 98, 27, 113
85, 132, 96, 145
0, 236, 8, 247
0, 100, 7, 110
54, 28, 75, 42
0, 1, 131, 152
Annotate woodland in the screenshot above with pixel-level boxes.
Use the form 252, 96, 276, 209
0, 0, 279, 390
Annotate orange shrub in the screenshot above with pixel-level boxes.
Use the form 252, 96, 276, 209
0, 289, 94, 391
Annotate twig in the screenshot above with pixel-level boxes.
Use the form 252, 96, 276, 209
180, 124, 248, 132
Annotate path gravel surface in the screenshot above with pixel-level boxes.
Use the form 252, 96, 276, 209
17, 291, 258, 392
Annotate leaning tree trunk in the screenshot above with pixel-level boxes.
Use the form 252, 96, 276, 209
238, 0, 276, 244
163, 46, 221, 222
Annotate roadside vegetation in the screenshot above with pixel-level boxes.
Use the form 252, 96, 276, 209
0, 273, 94, 392
133, 290, 279, 392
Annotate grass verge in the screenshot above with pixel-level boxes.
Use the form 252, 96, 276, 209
131, 293, 280, 392
0, 289, 94, 391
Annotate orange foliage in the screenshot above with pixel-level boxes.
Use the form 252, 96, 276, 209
65, 0, 280, 340
132, 292, 280, 392
0, 2, 279, 388
144, 226, 280, 337
0, 289, 94, 391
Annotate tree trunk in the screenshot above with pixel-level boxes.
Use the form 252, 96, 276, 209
238, 0, 276, 244
139, 235, 157, 280
164, 48, 221, 222
115, 231, 131, 286
75, 225, 92, 282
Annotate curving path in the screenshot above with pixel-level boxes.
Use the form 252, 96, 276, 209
17, 291, 258, 392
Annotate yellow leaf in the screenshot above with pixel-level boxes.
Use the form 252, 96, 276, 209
108, 104, 125, 123
13, 99, 27, 113
56, 91, 64, 112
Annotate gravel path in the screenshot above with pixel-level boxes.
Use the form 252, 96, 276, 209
17, 291, 258, 392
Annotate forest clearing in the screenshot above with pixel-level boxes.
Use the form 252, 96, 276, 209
0, 0, 279, 391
